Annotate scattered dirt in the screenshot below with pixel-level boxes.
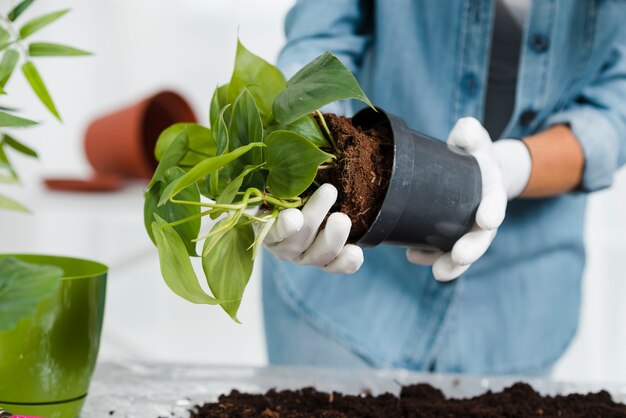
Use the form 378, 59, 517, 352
189, 382, 626, 418
315, 113, 393, 241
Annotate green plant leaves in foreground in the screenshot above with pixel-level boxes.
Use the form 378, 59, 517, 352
159, 142, 264, 206
0, 49, 19, 88
151, 216, 221, 305
22, 61, 60, 121
272, 52, 374, 125
3, 134, 38, 158
19, 9, 69, 39
0, 193, 29, 212
229, 40, 285, 121
0, 111, 36, 128
268, 114, 328, 148
154, 123, 215, 167
265, 130, 333, 198
144, 167, 200, 256
9, 0, 36, 21
29, 42, 91, 57
0, 257, 63, 331
202, 219, 254, 322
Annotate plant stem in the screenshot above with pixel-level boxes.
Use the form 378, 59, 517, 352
316, 110, 341, 156
263, 194, 303, 208
170, 196, 263, 210
163, 209, 217, 228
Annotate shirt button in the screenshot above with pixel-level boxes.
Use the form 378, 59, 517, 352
519, 109, 537, 127
529, 34, 550, 53
461, 73, 478, 96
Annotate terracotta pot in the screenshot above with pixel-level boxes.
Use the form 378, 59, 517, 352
84, 91, 197, 180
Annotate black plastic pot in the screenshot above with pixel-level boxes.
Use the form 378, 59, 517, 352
353, 107, 482, 252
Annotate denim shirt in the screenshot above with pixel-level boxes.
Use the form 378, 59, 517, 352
263, 0, 626, 374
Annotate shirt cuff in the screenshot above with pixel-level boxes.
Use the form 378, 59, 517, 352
544, 107, 621, 192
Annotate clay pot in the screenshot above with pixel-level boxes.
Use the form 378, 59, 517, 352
354, 108, 482, 252
84, 91, 197, 180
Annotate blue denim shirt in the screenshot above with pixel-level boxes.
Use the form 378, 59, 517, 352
263, 0, 626, 374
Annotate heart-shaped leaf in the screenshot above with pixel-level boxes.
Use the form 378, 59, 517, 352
229, 40, 285, 121
268, 114, 328, 148
202, 219, 255, 322
265, 130, 333, 198
154, 123, 215, 167
210, 83, 230, 129
145, 167, 200, 256
159, 142, 264, 206
151, 216, 221, 305
272, 52, 374, 125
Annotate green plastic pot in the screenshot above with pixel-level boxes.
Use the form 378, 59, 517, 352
0, 255, 107, 418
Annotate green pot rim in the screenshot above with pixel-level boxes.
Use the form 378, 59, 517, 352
0, 254, 108, 280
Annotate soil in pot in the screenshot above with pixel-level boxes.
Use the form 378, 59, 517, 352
189, 382, 626, 418
314, 113, 394, 241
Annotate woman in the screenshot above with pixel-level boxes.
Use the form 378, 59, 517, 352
262, 0, 626, 374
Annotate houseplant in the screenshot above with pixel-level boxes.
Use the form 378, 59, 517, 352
0, 2, 106, 417
144, 40, 482, 322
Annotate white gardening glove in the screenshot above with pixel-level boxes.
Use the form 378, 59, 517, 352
406, 117, 531, 281
264, 183, 364, 274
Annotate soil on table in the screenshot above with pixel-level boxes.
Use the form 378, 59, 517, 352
189, 382, 626, 418
314, 113, 393, 241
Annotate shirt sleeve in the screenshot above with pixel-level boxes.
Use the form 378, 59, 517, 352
544, 36, 626, 192
277, 0, 373, 79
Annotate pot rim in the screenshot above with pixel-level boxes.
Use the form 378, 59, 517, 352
0, 254, 108, 280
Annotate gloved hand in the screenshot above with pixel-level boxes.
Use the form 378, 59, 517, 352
406, 117, 531, 281
264, 183, 364, 274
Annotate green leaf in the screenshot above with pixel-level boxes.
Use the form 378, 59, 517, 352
19, 9, 69, 39
148, 127, 188, 188
0, 49, 20, 88
0, 144, 18, 183
0, 193, 29, 212
22, 61, 60, 121
215, 105, 230, 155
228, 40, 285, 121
217, 164, 263, 205
144, 167, 200, 256
154, 123, 215, 166
229, 88, 264, 168
265, 130, 333, 198
268, 114, 328, 148
0, 28, 10, 44
151, 216, 221, 305
3, 134, 37, 158
159, 142, 264, 206
202, 219, 255, 321
272, 52, 374, 124
8, 0, 36, 21
0, 111, 37, 127
28, 42, 91, 57
210, 83, 230, 129
0, 257, 63, 331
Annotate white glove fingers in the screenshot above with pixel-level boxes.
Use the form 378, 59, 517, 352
323, 244, 364, 274
432, 252, 470, 282
447, 117, 492, 152
474, 153, 507, 230
298, 212, 351, 266
406, 248, 444, 266
269, 184, 337, 259
451, 226, 497, 266
265, 208, 303, 244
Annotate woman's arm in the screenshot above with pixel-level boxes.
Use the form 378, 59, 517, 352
520, 125, 585, 197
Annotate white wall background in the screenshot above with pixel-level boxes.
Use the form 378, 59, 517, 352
0, 0, 625, 384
